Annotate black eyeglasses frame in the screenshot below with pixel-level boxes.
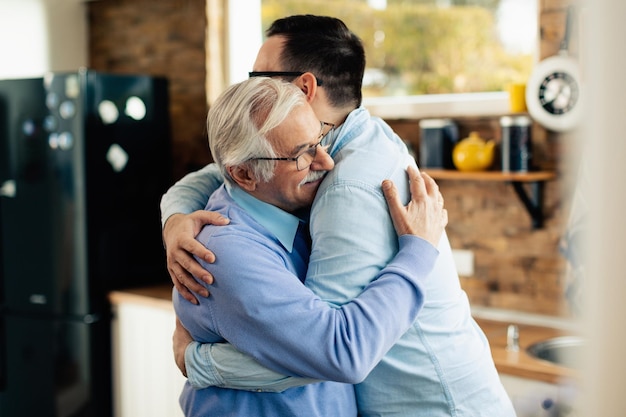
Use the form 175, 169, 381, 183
250, 121, 335, 171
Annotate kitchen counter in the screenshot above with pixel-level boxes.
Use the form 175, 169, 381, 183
473, 317, 579, 384
110, 284, 579, 385
109, 284, 174, 311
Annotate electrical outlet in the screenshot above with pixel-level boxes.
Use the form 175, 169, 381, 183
452, 249, 474, 276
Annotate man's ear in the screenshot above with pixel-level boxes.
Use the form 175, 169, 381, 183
296, 72, 319, 102
228, 165, 257, 191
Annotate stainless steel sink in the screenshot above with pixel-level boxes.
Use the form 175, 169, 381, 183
527, 336, 584, 369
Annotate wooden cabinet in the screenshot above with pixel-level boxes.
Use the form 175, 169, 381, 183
110, 288, 186, 417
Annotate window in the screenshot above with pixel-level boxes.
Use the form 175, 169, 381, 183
0, 0, 88, 79
228, 0, 538, 118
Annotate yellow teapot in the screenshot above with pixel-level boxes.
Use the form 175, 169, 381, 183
452, 131, 495, 172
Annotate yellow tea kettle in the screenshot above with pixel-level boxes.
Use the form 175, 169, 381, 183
452, 131, 495, 172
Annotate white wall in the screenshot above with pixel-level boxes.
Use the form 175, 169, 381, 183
581, 0, 626, 414
0, 0, 88, 79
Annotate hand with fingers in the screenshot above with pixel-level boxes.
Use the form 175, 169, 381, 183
381, 165, 448, 248
163, 211, 230, 304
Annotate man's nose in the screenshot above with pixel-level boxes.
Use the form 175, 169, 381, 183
311, 146, 334, 170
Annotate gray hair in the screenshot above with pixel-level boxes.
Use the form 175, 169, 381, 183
207, 77, 306, 184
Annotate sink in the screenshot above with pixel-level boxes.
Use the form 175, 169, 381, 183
527, 336, 584, 369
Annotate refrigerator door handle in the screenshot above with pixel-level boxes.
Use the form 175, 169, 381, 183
0, 180, 16, 198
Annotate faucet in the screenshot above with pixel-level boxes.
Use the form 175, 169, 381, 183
506, 324, 519, 352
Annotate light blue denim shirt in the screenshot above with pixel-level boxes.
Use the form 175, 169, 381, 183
161, 107, 516, 416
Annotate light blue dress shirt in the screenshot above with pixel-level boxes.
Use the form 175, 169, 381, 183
172, 182, 439, 417
162, 107, 516, 416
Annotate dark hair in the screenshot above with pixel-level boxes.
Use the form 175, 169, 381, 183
267, 15, 365, 109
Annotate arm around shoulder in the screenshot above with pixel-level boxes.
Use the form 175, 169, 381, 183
160, 163, 224, 227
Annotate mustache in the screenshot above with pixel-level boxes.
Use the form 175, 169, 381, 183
300, 170, 328, 186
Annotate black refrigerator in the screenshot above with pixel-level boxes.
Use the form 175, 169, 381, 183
0, 70, 172, 417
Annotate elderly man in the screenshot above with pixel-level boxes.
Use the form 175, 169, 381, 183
173, 76, 447, 416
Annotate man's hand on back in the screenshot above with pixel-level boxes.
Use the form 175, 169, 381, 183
163, 211, 229, 304
381, 165, 448, 248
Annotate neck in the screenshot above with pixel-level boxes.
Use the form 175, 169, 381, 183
308, 85, 358, 127
311, 101, 356, 128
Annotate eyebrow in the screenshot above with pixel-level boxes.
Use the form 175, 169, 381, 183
285, 122, 324, 156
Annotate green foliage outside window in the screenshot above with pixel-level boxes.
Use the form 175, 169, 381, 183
262, 0, 533, 97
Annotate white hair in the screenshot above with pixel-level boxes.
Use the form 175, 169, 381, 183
207, 77, 306, 184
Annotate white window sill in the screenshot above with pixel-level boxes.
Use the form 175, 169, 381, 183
364, 91, 510, 120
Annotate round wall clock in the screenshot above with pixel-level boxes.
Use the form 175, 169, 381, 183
525, 53, 583, 132
525, 5, 582, 132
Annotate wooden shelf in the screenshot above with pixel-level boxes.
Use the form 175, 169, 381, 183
422, 169, 556, 182
422, 169, 557, 229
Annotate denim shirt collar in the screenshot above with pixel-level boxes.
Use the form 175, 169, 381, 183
327, 106, 370, 157
226, 183, 303, 252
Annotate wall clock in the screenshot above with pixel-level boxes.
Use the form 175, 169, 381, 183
526, 54, 582, 132
525, 6, 583, 132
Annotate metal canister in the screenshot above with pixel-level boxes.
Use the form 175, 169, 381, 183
500, 115, 533, 172
418, 118, 458, 169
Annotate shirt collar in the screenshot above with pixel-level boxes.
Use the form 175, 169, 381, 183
226, 183, 304, 252
327, 106, 367, 157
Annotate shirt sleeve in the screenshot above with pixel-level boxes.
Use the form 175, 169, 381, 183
160, 163, 224, 227
185, 341, 320, 392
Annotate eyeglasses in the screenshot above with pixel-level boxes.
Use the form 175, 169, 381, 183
248, 71, 324, 86
251, 121, 335, 171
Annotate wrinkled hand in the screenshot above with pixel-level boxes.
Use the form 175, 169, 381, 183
173, 318, 193, 377
163, 211, 229, 304
382, 165, 448, 247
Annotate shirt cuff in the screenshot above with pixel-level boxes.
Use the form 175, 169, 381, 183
185, 341, 225, 389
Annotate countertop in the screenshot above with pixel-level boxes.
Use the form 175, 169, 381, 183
109, 284, 175, 311
110, 284, 579, 384
472, 317, 579, 384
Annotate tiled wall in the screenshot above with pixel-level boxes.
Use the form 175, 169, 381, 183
88, 0, 577, 317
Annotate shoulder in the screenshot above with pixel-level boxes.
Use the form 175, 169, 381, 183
197, 204, 287, 264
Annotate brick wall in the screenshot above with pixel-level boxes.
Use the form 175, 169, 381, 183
88, 0, 212, 180
88, 0, 577, 317
389, 116, 577, 317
